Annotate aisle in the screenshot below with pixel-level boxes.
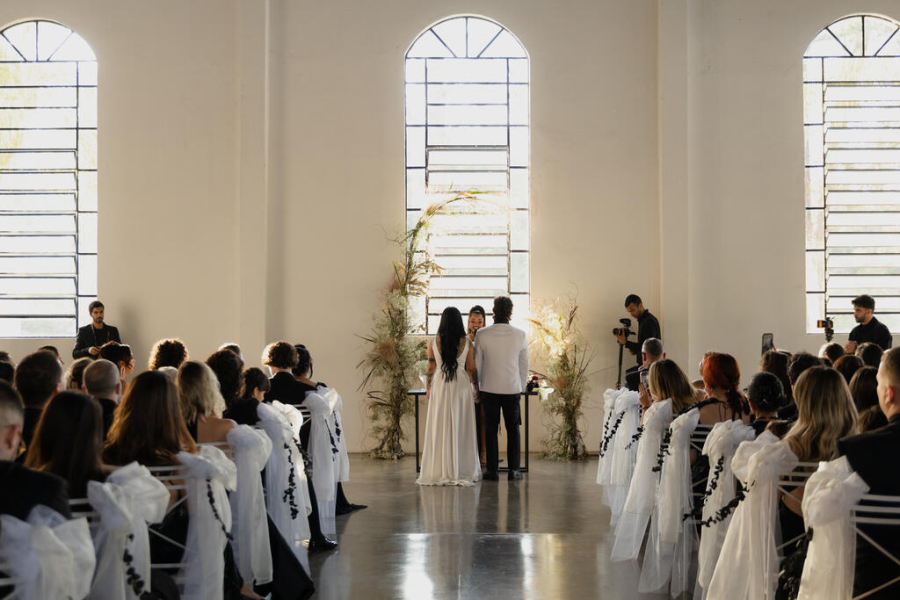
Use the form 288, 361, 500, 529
309, 455, 668, 600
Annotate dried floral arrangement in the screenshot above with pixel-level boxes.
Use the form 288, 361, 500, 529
528, 296, 595, 460
359, 192, 500, 459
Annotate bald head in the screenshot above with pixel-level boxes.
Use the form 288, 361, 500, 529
83, 359, 120, 399
876, 347, 900, 420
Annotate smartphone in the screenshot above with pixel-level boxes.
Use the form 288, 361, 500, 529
640, 369, 649, 391
761, 333, 774, 355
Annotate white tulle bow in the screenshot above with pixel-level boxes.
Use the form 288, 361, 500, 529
596, 388, 621, 488
797, 456, 869, 600
88, 462, 170, 600
227, 424, 274, 586
0, 505, 95, 600
608, 391, 643, 525
319, 385, 351, 483
304, 391, 338, 503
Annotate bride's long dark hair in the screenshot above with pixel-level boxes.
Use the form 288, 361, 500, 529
437, 306, 466, 382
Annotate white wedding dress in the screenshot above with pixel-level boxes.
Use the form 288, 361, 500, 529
417, 337, 482, 486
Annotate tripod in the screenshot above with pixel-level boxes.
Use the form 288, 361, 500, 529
616, 342, 626, 390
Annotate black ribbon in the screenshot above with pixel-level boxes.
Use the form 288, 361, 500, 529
282, 442, 301, 520
206, 480, 233, 541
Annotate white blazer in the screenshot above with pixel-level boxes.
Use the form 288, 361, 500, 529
474, 322, 529, 395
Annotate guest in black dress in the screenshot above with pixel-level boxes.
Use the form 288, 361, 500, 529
746, 372, 788, 437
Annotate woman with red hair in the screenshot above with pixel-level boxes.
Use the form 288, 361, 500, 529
699, 352, 751, 424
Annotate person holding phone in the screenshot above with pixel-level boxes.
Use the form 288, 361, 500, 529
637, 338, 664, 411
98, 342, 135, 394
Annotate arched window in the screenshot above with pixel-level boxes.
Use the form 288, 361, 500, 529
405, 16, 529, 333
0, 20, 97, 338
804, 14, 900, 333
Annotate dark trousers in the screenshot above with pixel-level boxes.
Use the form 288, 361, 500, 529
481, 391, 521, 472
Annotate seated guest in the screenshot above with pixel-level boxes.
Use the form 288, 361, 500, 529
856, 341, 884, 368
176, 361, 236, 444
64, 356, 93, 390
82, 359, 122, 439
0, 360, 13, 384
647, 359, 697, 415
760, 349, 794, 413
73, 300, 121, 360
25, 391, 109, 497
849, 367, 886, 431
13, 350, 62, 450
0, 380, 71, 518
846, 294, 893, 352
262, 341, 338, 552
779, 367, 858, 558
834, 353, 864, 385
148, 338, 189, 371
219, 343, 244, 361
819, 341, 845, 365
224, 367, 265, 427
206, 349, 244, 407
746, 372, 788, 437
38, 345, 64, 367
636, 338, 666, 409
838, 346, 900, 598
699, 352, 750, 424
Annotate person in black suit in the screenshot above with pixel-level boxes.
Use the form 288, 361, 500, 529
837, 346, 900, 599
0, 380, 71, 519
72, 300, 121, 360
12, 350, 63, 451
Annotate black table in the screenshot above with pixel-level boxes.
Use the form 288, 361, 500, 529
409, 389, 536, 473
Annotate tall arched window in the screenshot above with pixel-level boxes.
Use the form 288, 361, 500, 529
0, 20, 97, 338
804, 14, 900, 333
405, 16, 529, 333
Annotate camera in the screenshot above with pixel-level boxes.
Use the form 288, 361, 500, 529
817, 317, 834, 342
612, 317, 634, 337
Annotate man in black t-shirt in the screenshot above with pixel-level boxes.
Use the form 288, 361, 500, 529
846, 294, 892, 352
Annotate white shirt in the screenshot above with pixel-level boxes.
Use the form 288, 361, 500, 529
474, 322, 529, 394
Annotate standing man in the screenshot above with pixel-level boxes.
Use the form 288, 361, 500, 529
73, 300, 121, 360
474, 296, 529, 481
845, 294, 892, 352
615, 294, 661, 389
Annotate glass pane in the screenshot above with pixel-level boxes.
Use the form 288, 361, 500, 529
427, 170, 507, 192
509, 85, 528, 125
510, 293, 530, 329
826, 107, 900, 122
510, 210, 529, 250
826, 169, 900, 185
405, 58, 425, 83
0, 214, 76, 233
432, 18, 466, 58
407, 31, 453, 58
406, 209, 422, 232
428, 149, 507, 168
829, 254, 900, 269
467, 18, 501, 58
428, 213, 508, 235
826, 128, 900, 144
829, 17, 863, 57
78, 171, 97, 211
828, 190, 900, 206
406, 126, 425, 167
78, 129, 97, 169
828, 232, 900, 246
78, 254, 97, 295
803, 84, 823, 124
2, 277, 75, 295
0, 62, 76, 86
509, 127, 528, 166
49, 32, 96, 61
408, 294, 426, 334
827, 148, 900, 164
509, 59, 528, 83
0, 129, 76, 150
0, 193, 75, 212
881, 33, 900, 57
78, 213, 97, 253
829, 211, 900, 227
0, 151, 75, 170
0, 235, 75, 253
510, 252, 528, 293
0, 172, 76, 192
803, 58, 823, 82
805, 29, 851, 57
0, 298, 75, 317
0, 317, 75, 338
804, 124, 823, 166
428, 84, 506, 104
405, 83, 425, 125
0, 34, 21, 61
510, 168, 529, 209
0, 87, 77, 108
431, 234, 507, 250
78, 87, 97, 128
805, 250, 825, 292
427, 126, 507, 146
806, 209, 824, 249
437, 255, 507, 274
37, 21, 72, 61
426, 58, 507, 83
427, 104, 507, 125
406, 169, 427, 209
825, 84, 900, 102
864, 16, 898, 57
77, 296, 96, 328
806, 292, 825, 333
4, 22, 37, 61
0, 256, 76, 274
78, 62, 98, 86
429, 275, 507, 294
824, 57, 900, 82
0, 108, 76, 129
480, 30, 527, 58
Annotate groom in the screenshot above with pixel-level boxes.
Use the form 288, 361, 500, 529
474, 296, 529, 481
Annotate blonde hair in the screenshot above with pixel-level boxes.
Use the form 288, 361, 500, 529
177, 361, 227, 424
785, 366, 858, 461
649, 359, 698, 413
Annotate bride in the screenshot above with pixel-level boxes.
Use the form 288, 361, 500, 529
417, 306, 482, 486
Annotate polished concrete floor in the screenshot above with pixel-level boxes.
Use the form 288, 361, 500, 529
308, 455, 668, 600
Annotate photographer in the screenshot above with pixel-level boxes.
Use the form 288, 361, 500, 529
614, 294, 661, 366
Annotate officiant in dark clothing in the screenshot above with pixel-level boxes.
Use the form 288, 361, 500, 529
73, 300, 121, 359
615, 294, 661, 389
845, 294, 892, 353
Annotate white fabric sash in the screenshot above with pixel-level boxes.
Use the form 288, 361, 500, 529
271, 401, 314, 517
596, 388, 620, 488
696, 420, 757, 594
176, 446, 237, 600
639, 409, 700, 598
88, 462, 170, 600
707, 432, 798, 600
0, 505, 95, 600
611, 398, 673, 562
319, 385, 351, 483
607, 390, 641, 523
257, 402, 312, 552
227, 424, 274, 586
303, 390, 338, 503
797, 456, 869, 600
